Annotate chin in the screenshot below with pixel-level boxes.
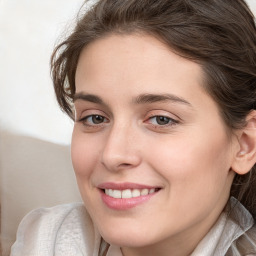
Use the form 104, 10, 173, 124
103, 233, 152, 248
97, 221, 160, 248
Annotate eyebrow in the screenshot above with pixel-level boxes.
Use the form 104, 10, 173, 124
73, 93, 104, 104
73, 92, 192, 107
133, 93, 192, 106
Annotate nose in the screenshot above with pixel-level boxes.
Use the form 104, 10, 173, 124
100, 123, 141, 172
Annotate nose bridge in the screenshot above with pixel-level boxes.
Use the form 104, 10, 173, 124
101, 119, 140, 171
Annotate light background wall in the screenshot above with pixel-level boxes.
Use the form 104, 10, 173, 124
0, 0, 84, 145
0, 0, 256, 145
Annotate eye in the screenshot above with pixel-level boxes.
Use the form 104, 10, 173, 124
80, 115, 108, 125
147, 115, 178, 126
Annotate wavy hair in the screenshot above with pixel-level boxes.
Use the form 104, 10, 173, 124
51, 0, 256, 218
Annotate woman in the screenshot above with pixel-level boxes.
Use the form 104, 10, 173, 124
11, 0, 256, 255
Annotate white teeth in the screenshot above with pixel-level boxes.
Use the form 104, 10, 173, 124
104, 188, 157, 199
132, 189, 140, 198
122, 189, 132, 199
149, 188, 155, 194
141, 189, 149, 196
108, 189, 113, 197
112, 190, 122, 199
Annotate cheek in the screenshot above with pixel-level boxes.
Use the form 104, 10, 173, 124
71, 130, 100, 179
147, 129, 232, 194
144, 131, 233, 225
71, 130, 103, 208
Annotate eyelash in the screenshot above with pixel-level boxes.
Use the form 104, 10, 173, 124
146, 115, 179, 127
79, 115, 109, 126
78, 114, 178, 130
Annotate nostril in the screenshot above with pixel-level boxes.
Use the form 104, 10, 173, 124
119, 163, 132, 168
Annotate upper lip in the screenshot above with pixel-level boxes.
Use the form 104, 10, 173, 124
97, 182, 161, 190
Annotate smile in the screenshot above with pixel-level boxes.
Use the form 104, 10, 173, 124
98, 183, 161, 210
104, 188, 157, 199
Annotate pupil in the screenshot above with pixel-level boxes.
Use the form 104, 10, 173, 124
92, 115, 104, 124
157, 116, 169, 125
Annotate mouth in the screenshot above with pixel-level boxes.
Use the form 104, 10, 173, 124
98, 182, 162, 210
103, 188, 160, 199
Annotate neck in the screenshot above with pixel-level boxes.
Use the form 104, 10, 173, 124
121, 204, 227, 256
120, 229, 202, 256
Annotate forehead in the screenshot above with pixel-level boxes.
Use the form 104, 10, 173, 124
75, 33, 207, 105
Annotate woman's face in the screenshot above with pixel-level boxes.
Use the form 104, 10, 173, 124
72, 34, 237, 254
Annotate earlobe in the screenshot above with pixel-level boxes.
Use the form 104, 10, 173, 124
231, 110, 256, 175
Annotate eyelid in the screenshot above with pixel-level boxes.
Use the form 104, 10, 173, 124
145, 109, 180, 121
80, 114, 109, 125
143, 110, 180, 129
146, 115, 178, 125
75, 108, 108, 122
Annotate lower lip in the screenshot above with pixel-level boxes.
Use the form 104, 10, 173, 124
100, 190, 158, 210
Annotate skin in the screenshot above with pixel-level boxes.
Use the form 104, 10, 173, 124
72, 34, 239, 256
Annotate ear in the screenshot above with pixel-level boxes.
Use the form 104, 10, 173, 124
231, 110, 256, 175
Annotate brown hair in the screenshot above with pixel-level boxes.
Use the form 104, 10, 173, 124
51, 0, 256, 217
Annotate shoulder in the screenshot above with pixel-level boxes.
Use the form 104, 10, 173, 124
227, 223, 256, 255
15, 202, 86, 232
10, 203, 102, 256
224, 198, 256, 255
225, 202, 256, 256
